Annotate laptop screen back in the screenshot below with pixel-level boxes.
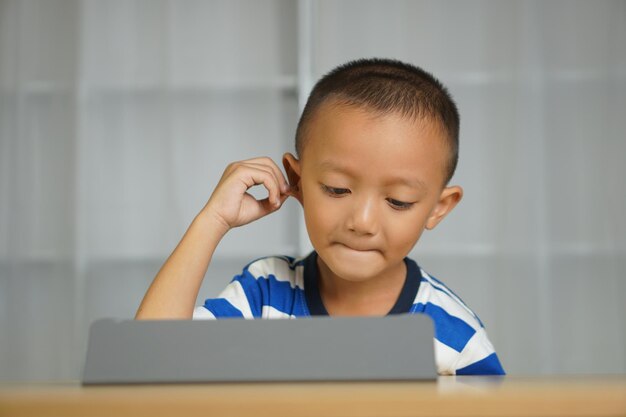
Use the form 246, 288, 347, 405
82, 314, 436, 384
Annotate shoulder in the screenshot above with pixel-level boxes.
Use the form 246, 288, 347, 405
193, 254, 309, 320
413, 267, 484, 330
239, 254, 307, 291
411, 266, 504, 375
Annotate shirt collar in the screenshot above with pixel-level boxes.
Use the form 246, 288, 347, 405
303, 251, 421, 316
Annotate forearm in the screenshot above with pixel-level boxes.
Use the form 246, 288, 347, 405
135, 211, 228, 319
136, 157, 289, 319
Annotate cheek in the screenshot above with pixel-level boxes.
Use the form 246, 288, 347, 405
304, 197, 334, 230
301, 185, 335, 237
386, 212, 428, 248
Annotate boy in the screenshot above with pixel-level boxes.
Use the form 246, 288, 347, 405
136, 58, 505, 375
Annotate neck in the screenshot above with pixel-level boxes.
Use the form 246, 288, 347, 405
316, 256, 407, 316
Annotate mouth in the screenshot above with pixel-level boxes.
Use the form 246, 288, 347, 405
336, 242, 379, 253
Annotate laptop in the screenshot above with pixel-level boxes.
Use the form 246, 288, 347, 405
82, 314, 436, 385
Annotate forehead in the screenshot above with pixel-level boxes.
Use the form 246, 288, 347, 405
301, 102, 449, 188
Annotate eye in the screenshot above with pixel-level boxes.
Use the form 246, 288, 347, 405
387, 198, 414, 211
320, 184, 350, 197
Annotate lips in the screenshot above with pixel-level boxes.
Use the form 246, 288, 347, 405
337, 242, 378, 252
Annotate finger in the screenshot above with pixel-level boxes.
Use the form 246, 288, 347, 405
223, 159, 287, 206
242, 162, 280, 189
240, 193, 275, 221
244, 157, 290, 193
257, 190, 290, 213
237, 167, 282, 208
241, 162, 285, 203
263, 158, 290, 194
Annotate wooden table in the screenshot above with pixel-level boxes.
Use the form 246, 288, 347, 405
1, 376, 625, 417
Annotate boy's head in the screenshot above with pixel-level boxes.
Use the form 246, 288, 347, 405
282, 58, 463, 284
295, 58, 459, 185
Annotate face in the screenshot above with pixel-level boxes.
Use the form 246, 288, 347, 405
284, 101, 462, 284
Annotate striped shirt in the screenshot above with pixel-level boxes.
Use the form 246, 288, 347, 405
193, 252, 505, 375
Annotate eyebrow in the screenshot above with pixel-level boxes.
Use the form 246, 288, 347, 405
317, 160, 428, 191
318, 160, 352, 175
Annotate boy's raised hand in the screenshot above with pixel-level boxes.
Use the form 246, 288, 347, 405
135, 157, 291, 319
202, 157, 291, 231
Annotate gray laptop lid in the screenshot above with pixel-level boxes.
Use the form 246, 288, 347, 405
82, 314, 436, 385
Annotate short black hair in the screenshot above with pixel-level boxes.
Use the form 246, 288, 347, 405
295, 58, 460, 184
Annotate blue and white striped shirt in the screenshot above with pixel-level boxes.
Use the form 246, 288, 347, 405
193, 252, 505, 375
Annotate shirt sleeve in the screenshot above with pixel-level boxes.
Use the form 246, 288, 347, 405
192, 267, 262, 320
453, 328, 506, 375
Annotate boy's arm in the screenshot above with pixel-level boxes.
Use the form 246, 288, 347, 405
135, 157, 291, 319
135, 211, 227, 319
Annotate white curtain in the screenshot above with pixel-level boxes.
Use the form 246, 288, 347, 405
0, 0, 624, 380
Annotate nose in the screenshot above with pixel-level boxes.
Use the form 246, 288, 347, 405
346, 195, 379, 236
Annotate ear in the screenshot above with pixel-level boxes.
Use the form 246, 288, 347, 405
282, 152, 303, 204
425, 185, 463, 230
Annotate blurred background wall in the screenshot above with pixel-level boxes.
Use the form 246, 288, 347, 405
0, 0, 624, 380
